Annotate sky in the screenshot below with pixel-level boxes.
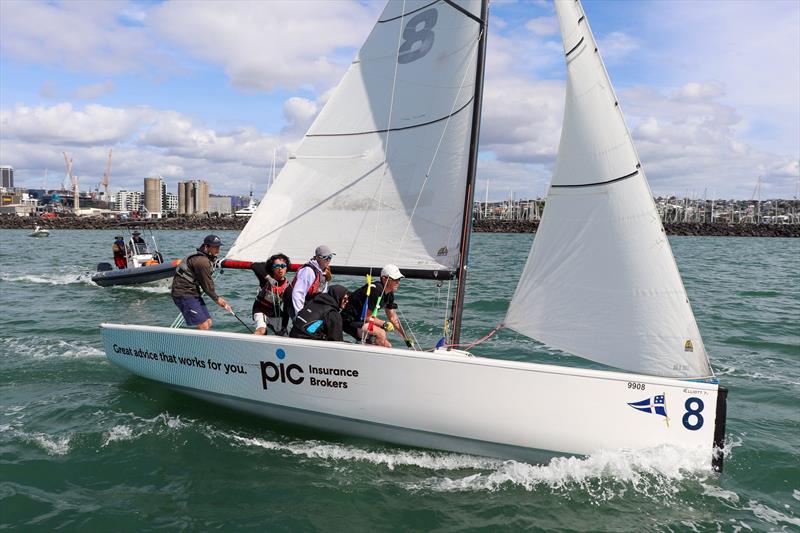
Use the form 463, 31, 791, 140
1, 0, 798, 201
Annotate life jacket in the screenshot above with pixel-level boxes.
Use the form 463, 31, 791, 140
112, 241, 126, 257
283, 262, 323, 313
255, 276, 289, 316
174, 251, 210, 288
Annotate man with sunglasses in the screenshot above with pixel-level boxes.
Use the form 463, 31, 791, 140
284, 245, 334, 323
250, 253, 291, 335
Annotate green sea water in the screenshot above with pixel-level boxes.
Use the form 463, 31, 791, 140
1, 230, 798, 531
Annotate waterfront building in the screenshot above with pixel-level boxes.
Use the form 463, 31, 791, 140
166, 192, 178, 214
178, 180, 209, 214
0, 166, 13, 188
114, 190, 142, 212
208, 195, 232, 215
144, 176, 167, 218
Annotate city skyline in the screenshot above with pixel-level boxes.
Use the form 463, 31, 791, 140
1, 0, 798, 200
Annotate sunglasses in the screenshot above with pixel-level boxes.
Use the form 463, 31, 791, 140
272, 263, 288, 269
318, 255, 333, 261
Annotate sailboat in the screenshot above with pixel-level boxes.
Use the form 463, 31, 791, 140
101, 0, 727, 470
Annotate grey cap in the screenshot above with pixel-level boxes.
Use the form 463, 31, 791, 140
314, 245, 335, 257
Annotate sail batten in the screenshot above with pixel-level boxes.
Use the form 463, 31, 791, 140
228, 0, 484, 273
504, 0, 713, 379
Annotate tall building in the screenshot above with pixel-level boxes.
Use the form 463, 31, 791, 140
114, 190, 142, 212
144, 176, 164, 216
166, 192, 178, 214
178, 180, 209, 214
0, 166, 13, 188
208, 195, 232, 214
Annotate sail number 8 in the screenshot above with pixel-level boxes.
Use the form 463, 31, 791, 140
682, 397, 705, 431
398, 9, 438, 64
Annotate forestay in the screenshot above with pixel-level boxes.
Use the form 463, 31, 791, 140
228, 0, 483, 275
505, 0, 713, 379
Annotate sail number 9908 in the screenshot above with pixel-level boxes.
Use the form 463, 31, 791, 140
627, 382, 646, 391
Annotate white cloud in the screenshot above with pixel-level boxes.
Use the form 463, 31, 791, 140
0, 102, 295, 195
281, 97, 319, 136
525, 17, 558, 37
596, 31, 639, 63
72, 80, 115, 100
0, 0, 173, 76
148, 1, 379, 91
1, 103, 145, 145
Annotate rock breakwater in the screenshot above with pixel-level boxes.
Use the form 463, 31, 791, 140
2, 215, 798, 237
472, 219, 799, 237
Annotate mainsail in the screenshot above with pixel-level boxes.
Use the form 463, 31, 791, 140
505, 0, 713, 378
228, 0, 484, 276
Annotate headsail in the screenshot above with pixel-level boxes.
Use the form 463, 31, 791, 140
504, 0, 713, 378
228, 0, 484, 276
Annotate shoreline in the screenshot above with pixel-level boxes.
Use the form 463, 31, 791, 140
2, 215, 798, 237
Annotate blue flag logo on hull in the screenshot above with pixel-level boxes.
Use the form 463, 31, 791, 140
628, 394, 669, 426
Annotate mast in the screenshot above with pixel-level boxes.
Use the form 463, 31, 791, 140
451, 0, 489, 346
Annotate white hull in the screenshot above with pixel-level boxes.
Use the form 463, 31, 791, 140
102, 324, 727, 470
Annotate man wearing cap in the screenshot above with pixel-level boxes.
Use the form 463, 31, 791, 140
341, 264, 411, 348
171, 234, 232, 330
284, 245, 334, 323
112, 235, 127, 269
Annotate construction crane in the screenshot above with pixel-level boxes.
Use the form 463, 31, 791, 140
63, 151, 79, 210
101, 148, 112, 201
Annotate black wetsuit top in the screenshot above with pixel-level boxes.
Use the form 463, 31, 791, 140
340, 281, 396, 334
289, 293, 344, 342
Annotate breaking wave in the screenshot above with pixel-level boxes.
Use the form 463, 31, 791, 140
100, 413, 189, 447
0, 425, 72, 456
1, 337, 104, 360
223, 431, 745, 500
227, 433, 504, 471
0, 271, 96, 286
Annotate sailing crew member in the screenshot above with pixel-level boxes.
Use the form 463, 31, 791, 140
289, 285, 350, 342
341, 264, 411, 348
112, 235, 127, 269
283, 245, 334, 323
250, 253, 291, 335
171, 234, 232, 330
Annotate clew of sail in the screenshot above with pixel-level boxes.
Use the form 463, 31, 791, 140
227, 0, 484, 275
504, 0, 713, 379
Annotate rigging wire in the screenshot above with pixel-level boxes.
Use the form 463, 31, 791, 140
392, 28, 485, 264
437, 323, 504, 351
362, 0, 407, 344
396, 307, 421, 351
385, 27, 484, 344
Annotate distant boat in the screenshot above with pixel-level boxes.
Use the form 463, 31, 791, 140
92, 225, 180, 287
234, 195, 257, 218
28, 225, 49, 238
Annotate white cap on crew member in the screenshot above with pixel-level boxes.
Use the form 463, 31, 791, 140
381, 264, 404, 280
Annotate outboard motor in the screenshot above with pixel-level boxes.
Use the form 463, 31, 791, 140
97, 262, 113, 272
